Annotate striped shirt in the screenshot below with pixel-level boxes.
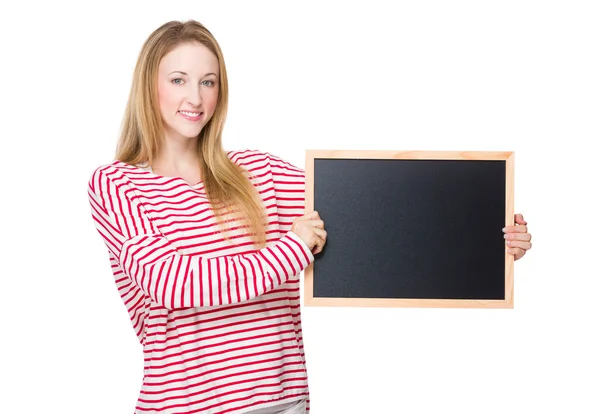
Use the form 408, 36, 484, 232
87, 150, 313, 414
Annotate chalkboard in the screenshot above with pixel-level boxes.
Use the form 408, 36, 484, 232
304, 150, 514, 308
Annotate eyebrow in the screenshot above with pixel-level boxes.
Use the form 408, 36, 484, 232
169, 71, 218, 77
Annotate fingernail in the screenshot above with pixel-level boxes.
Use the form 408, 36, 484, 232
502, 227, 507, 232
503, 234, 508, 239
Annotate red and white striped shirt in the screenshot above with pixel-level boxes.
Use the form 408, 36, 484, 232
88, 150, 313, 414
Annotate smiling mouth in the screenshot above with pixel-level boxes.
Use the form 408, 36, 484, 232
178, 110, 203, 121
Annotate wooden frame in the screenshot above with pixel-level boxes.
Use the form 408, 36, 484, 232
304, 150, 515, 309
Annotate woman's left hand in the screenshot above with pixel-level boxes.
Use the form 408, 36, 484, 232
503, 214, 532, 261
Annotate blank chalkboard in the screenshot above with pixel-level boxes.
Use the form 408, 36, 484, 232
304, 150, 514, 308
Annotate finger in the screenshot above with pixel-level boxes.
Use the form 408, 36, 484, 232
514, 213, 528, 225
309, 219, 325, 229
312, 237, 326, 255
505, 240, 532, 251
503, 225, 528, 234
506, 246, 526, 261
504, 232, 532, 242
306, 210, 320, 220
313, 228, 327, 241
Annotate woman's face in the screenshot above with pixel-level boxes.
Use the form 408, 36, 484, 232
157, 42, 220, 143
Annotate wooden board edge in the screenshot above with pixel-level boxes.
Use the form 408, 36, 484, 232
305, 297, 513, 309
305, 149, 514, 160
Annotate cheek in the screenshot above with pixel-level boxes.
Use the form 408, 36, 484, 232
204, 89, 220, 114
157, 84, 177, 114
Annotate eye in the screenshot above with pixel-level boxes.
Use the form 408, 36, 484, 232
202, 79, 215, 87
171, 78, 184, 85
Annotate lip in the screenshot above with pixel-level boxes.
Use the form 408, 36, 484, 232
178, 110, 203, 122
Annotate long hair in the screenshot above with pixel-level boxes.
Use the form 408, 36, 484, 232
115, 20, 267, 248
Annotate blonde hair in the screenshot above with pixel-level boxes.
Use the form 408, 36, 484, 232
116, 20, 266, 248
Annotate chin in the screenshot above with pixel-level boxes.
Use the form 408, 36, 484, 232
164, 122, 207, 141
178, 127, 205, 139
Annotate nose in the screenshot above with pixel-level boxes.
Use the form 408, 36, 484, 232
187, 84, 203, 107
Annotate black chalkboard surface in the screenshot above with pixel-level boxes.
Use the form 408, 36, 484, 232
304, 150, 515, 308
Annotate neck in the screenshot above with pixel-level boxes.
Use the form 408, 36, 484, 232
152, 134, 202, 181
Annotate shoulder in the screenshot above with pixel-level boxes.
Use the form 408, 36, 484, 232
226, 149, 304, 174
87, 160, 144, 193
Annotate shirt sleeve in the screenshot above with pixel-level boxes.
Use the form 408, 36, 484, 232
266, 153, 307, 233
88, 165, 314, 310
266, 153, 311, 387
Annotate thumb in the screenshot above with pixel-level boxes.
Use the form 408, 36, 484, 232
514, 213, 527, 225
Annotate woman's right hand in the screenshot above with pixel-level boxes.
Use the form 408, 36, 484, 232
291, 211, 327, 255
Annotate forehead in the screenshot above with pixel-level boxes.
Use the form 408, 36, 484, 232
159, 42, 219, 75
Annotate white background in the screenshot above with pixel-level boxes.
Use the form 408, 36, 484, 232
1, 1, 598, 413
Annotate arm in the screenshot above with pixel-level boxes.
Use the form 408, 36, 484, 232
266, 153, 307, 233
88, 166, 314, 310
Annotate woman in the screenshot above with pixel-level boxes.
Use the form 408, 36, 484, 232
87, 20, 532, 414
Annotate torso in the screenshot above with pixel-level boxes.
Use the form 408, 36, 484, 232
97, 150, 309, 414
